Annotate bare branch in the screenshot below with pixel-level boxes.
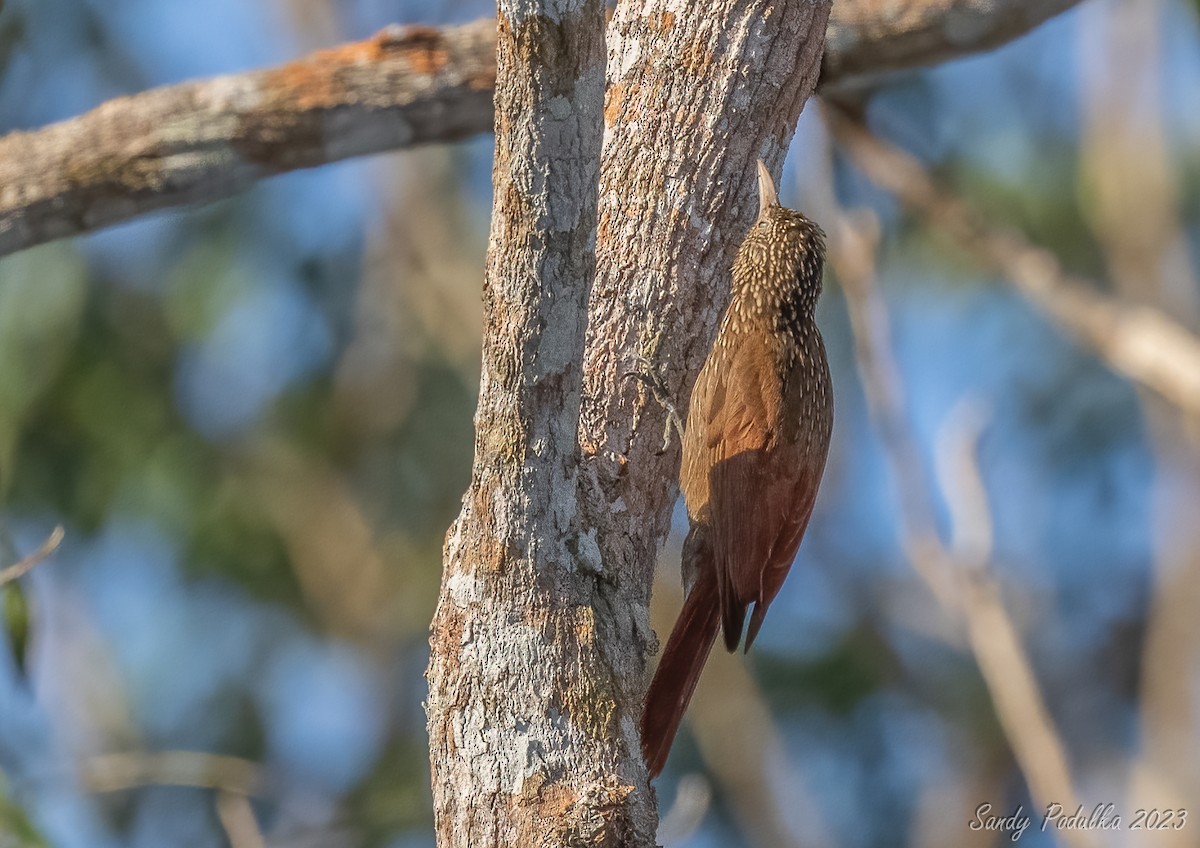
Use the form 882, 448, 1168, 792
934, 402, 1091, 840
0, 526, 64, 588
0, 0, 1084, 259
0, 20, 497, 257
827, 104, 1200, 427
934, 401, 993, 565
422, 0, 636, 842
824, 0, 1083, 91
1077, 1, 1200, 836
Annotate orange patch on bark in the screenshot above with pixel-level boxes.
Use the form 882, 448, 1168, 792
262, 26, 450, 110
534, 782, 579, 820
386, 26, 451, 76
464, 478, 514, 574
263, 60, 342, 111
573, 605, 596, 646
679, 39, 714, 76
596, 209, 615, 248
604, 82, 628, 127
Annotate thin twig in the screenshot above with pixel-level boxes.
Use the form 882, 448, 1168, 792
0, 526, 64, 588
934, 401, 1088, 841
656, 773, 712, 848
933, 401, 994, 566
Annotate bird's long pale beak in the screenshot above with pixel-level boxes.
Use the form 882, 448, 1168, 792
756, 159, 778, 218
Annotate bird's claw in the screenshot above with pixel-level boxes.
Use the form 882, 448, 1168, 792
621, 354, 685, 454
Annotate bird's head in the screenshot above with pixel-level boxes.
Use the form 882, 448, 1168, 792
734, 160, 826, 311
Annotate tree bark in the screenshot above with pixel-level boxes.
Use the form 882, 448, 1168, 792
425, 0, 829, 843
423, 0, 635, 844
822, 0, 1083, 90
0, 21, 497, 258
579, 0, 832, 628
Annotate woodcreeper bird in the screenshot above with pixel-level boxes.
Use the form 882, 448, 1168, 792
641, 161, 833, 777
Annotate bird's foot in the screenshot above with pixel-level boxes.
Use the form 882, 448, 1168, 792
621, 354, 685, 454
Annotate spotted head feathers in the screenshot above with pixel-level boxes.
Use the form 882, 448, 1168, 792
727, 161, 827, 337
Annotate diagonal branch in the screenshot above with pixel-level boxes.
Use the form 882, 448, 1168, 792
0, 0, 1083, 259
827, 104, 1200, 427
0, 526, 64, 588
80, 750, 266, 796
0, 20, 497, 258
823, 0, 1083, 89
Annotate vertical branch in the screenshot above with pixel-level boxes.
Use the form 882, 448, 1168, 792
424, 0, 636, 844
577, 0, 830, 829
579, 0, 832, 705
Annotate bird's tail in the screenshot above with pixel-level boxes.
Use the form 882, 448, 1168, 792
640, 568, 721, 777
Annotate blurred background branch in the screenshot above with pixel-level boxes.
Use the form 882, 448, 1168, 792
827, 207, 1095, 848
79, 750, 267, 796
0, 1, 1084, 259
827, 103, 1200, 429
1076, 0, 1200, 841
216, 791, 266, 848
0, 525, 61, 587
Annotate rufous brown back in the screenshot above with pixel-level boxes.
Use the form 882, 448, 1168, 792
641, 161, 833, 777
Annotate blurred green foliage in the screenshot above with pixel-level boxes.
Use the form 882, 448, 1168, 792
0, 775, 46, 848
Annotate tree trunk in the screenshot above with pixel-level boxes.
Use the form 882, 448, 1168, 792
425, 0, 829, 844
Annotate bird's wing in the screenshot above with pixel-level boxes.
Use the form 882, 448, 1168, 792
742, 472, 820, 649
701, 342, 796, 651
